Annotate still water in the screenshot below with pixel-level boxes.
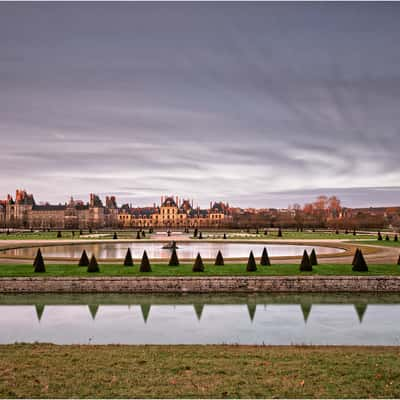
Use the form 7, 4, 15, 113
0, 293, 399, 345
2, 242, 344, 259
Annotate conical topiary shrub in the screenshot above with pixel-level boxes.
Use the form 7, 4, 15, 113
352, 249, 368, 272
394, 234, 398, 242
33, 248, 46, 273
277, 227, 282, 237
378, 232, 383, 241
113, 232, 118, 240
193, 253, 204, 272
78, 249, 90, 267
199, 232, 203, 239
136, 231, 141, 240
57, 231, 62, 238
223, 233, 227, 239
215, 250, 224, 266
260, 247, 271, 266
168, 248, 179, 266
140, 250, 152, 272
300, 250, 312, 272
397, 254, 400, 266
87, 255, 100, 273
124, 248, 133, 267
309, 248, 318, 266
352, 248, 360, 266
246, 251, 257, 272
385, 235, 390, 241
353, 228, 357, 236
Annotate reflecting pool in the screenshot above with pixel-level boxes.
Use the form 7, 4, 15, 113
0, 293, 399, 345
1, 242, 344, 259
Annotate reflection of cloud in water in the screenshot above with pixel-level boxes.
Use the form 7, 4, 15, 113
0, 303, 398, 345
5, 242, 344, 259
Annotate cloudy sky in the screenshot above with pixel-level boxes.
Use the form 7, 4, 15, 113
1, 2, 400, 208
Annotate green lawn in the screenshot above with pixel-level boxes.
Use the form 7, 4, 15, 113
355, 240, 400, 248
0, 231, 82, 240
204, 231, 374, 240
0, 230, 376, 241
1, 344, 400, 398
0, 263, 399, 276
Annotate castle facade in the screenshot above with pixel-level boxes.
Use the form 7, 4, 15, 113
0, 191, 232, 229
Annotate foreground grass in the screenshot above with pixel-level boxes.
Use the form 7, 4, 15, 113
0, 344, 400, 398
0, 263, 399, 276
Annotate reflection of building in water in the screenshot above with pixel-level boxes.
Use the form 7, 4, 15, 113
118, 195, 232, 228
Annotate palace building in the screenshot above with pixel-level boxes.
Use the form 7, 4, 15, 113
118, 196, 232, 228
0, 190, 232, 229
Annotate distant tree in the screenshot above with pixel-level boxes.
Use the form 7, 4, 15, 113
335, 229, 339, 235
79, 229, 83, 235
260, 247, 271, 266
140, 250, 152, 272
124, 248, 134, 267
72, 231, 75, 237
353, 228, 357, 236
78, 250, 90, 267
168, 248, 179, 266
193, 228, 198, 238
256, 228, 259, 234
113, 232, 118, 240
300, 250, 312, 272
193, 253, 204, 272
378, 232, 383, 241
352, 249, 368, 272
87, 255, 100, 273
345, 229, 349, 234
57, 231, 62, 238
33, 248, 45, 273
264, 230, 268, 235
215, 250, 224, 266
246, 251, 257, 272
394, 235, 398, 242
89, 227, 93, 234
277, 227, 282, 237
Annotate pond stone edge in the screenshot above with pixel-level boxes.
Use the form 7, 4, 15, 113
0, 276, 400, 293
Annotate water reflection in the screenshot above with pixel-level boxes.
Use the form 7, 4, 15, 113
3, 242, 344, 259
0, 294, 399, 345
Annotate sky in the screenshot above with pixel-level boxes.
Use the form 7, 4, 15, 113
1, 2, 400, 209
